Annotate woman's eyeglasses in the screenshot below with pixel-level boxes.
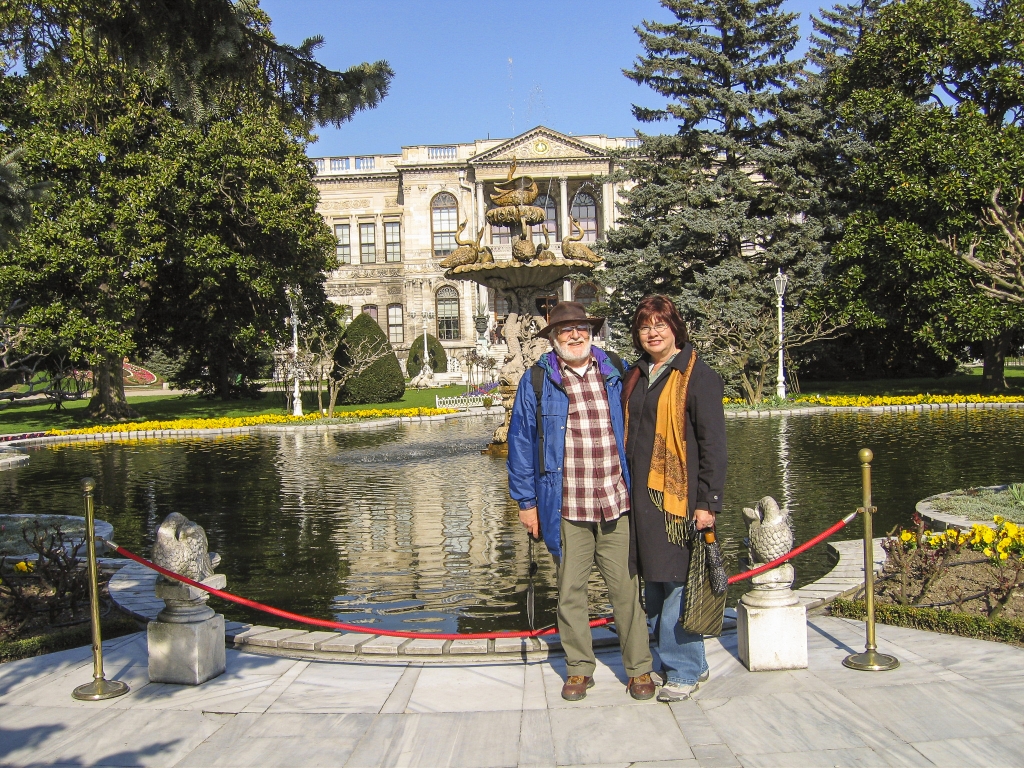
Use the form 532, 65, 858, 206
638, 323, 670, 337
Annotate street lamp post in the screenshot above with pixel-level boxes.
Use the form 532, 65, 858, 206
772, 269, 788, 400
287, 293, 302, 416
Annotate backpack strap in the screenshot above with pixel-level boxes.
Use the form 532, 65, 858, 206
531, 365, 546, 476
603, 349, 625, 377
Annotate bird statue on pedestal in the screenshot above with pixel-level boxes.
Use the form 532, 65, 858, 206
741, 496, 793, 565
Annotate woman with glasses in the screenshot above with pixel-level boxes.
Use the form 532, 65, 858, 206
622, 295, 727, 702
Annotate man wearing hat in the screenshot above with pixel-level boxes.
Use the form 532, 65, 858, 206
507, 301, 655, 701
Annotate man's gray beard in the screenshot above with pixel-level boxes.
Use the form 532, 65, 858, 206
553, 336, 592, 365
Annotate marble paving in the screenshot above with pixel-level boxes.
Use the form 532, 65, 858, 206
1, 616, 1022, 767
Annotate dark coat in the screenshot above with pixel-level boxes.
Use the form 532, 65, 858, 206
507, 347, 631, 561
625, 344, 727, 582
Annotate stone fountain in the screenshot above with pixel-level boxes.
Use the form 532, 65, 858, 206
443, 161, 602, 454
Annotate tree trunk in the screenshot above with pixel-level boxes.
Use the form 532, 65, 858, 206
87, 353, 137, 420
982, 331, 1012, 392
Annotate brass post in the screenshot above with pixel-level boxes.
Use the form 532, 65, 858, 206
72, 477, 129, 701
843, 449, 899, 672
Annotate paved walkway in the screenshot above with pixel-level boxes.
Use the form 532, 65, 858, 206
2, 616, 1022, 767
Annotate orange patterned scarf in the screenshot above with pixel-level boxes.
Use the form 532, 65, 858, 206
647, 349, 697, 546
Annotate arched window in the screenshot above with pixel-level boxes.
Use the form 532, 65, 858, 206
531, 194, 558, 244
574, 283, 599, 308
571, 191, 598, 242
431, 192, 459, 257
362, 304, 378, 322
436, 286, 461, 340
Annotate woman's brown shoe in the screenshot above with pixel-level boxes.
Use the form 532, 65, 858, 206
628, 673, 656, 700
561, 675, 595, 701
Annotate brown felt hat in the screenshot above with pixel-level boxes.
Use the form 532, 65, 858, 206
536, 301, 605, 339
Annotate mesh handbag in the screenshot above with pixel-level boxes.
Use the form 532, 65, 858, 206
681, 525, 728, 637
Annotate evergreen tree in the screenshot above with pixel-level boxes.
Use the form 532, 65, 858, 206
604, 0, 833, 402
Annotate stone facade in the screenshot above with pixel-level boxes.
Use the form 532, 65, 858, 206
313, 126, 635, 372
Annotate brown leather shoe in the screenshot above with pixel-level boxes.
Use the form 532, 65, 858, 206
628, 673, 656, 701
561, 675, 595, 701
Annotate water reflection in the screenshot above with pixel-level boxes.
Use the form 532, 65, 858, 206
1, 409, 1021, 632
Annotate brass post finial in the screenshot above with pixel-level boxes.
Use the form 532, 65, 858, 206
81, 477, 95, 493
858, 448, 873, 465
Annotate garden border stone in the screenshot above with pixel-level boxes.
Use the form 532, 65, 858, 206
917, 485, 1008, 531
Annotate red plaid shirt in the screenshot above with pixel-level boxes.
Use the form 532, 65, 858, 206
560, 357, 629, 523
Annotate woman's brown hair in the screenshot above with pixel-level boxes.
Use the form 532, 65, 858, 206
630, 295, 689, 353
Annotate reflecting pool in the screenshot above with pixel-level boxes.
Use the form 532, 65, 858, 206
2, 409, 1022, 633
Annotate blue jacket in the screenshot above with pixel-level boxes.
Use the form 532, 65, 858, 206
506, 348, 632, 560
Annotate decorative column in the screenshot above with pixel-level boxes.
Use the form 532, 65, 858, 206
558, 176, 569, 244
476, 182, 488, 245
563, 280, 572, 302
602, 180, 614, 233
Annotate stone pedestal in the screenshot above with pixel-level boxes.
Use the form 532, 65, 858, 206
148, 574, 227, 685
736, 564, 808, 672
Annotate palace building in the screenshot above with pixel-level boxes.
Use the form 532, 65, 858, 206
312, 126, 636, 374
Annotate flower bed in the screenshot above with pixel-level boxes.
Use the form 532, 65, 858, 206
44, 407, 458, 437
870, 515, 1024, 626
794, 393, 1024, 407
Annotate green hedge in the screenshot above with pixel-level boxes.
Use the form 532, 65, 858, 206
830, 598, 1024, 645
335, 313, 405, 405
406, 333, 447, 378
0, 614, 142, 663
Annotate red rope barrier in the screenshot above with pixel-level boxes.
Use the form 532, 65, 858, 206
102, 510, 856, 640
726, 510, 858, 585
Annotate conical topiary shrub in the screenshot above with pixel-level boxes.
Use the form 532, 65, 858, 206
335, 313, 405, 405
406, 333, 448, 379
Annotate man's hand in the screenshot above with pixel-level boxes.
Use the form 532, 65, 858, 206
519, 507, 540, 539
694, 508, 715, 531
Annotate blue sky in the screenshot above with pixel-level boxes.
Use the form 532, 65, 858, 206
261, 0, 826, 157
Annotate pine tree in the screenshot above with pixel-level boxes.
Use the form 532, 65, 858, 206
604, 0, 834, 402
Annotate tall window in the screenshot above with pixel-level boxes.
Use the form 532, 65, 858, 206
571, 192, 599, 242
387, 304, 404, 344
334, 224, 351, 264
384, 221, 402, 262
490, 220, 511, 244
535, 295, 559, 323
359, 222, 376, 263
362, 305, 378, 321
436, 286, 461, 340
574, 283, 599, 308
531, 194, 558, 244
431, 192, 459, 256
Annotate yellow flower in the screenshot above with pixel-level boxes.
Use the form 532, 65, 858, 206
13, 560, 33, 573
1000, 552, 1009, 560
899, 530, 914, 543
994, 515, 1005, 525
984, 547, 994, 557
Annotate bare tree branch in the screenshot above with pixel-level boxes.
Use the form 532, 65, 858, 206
945, 186, 1024, 305
326, 335, 390, 417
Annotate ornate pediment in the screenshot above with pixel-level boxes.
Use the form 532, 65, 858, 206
471, 127, 607, 165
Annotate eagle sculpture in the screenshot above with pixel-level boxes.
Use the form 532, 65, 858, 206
153, 512, 219, 581
741, 496, 793, 565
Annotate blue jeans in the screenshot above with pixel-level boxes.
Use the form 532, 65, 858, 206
645, 580, 708, 686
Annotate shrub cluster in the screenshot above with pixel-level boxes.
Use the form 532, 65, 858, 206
335, 313, 405, 405
406, 333, 447, 379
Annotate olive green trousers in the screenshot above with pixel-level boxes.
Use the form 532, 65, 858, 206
556, 517, 653, 678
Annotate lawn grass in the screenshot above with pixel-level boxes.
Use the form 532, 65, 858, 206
0, 386, 466, 436
799, 366, 1024, 397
